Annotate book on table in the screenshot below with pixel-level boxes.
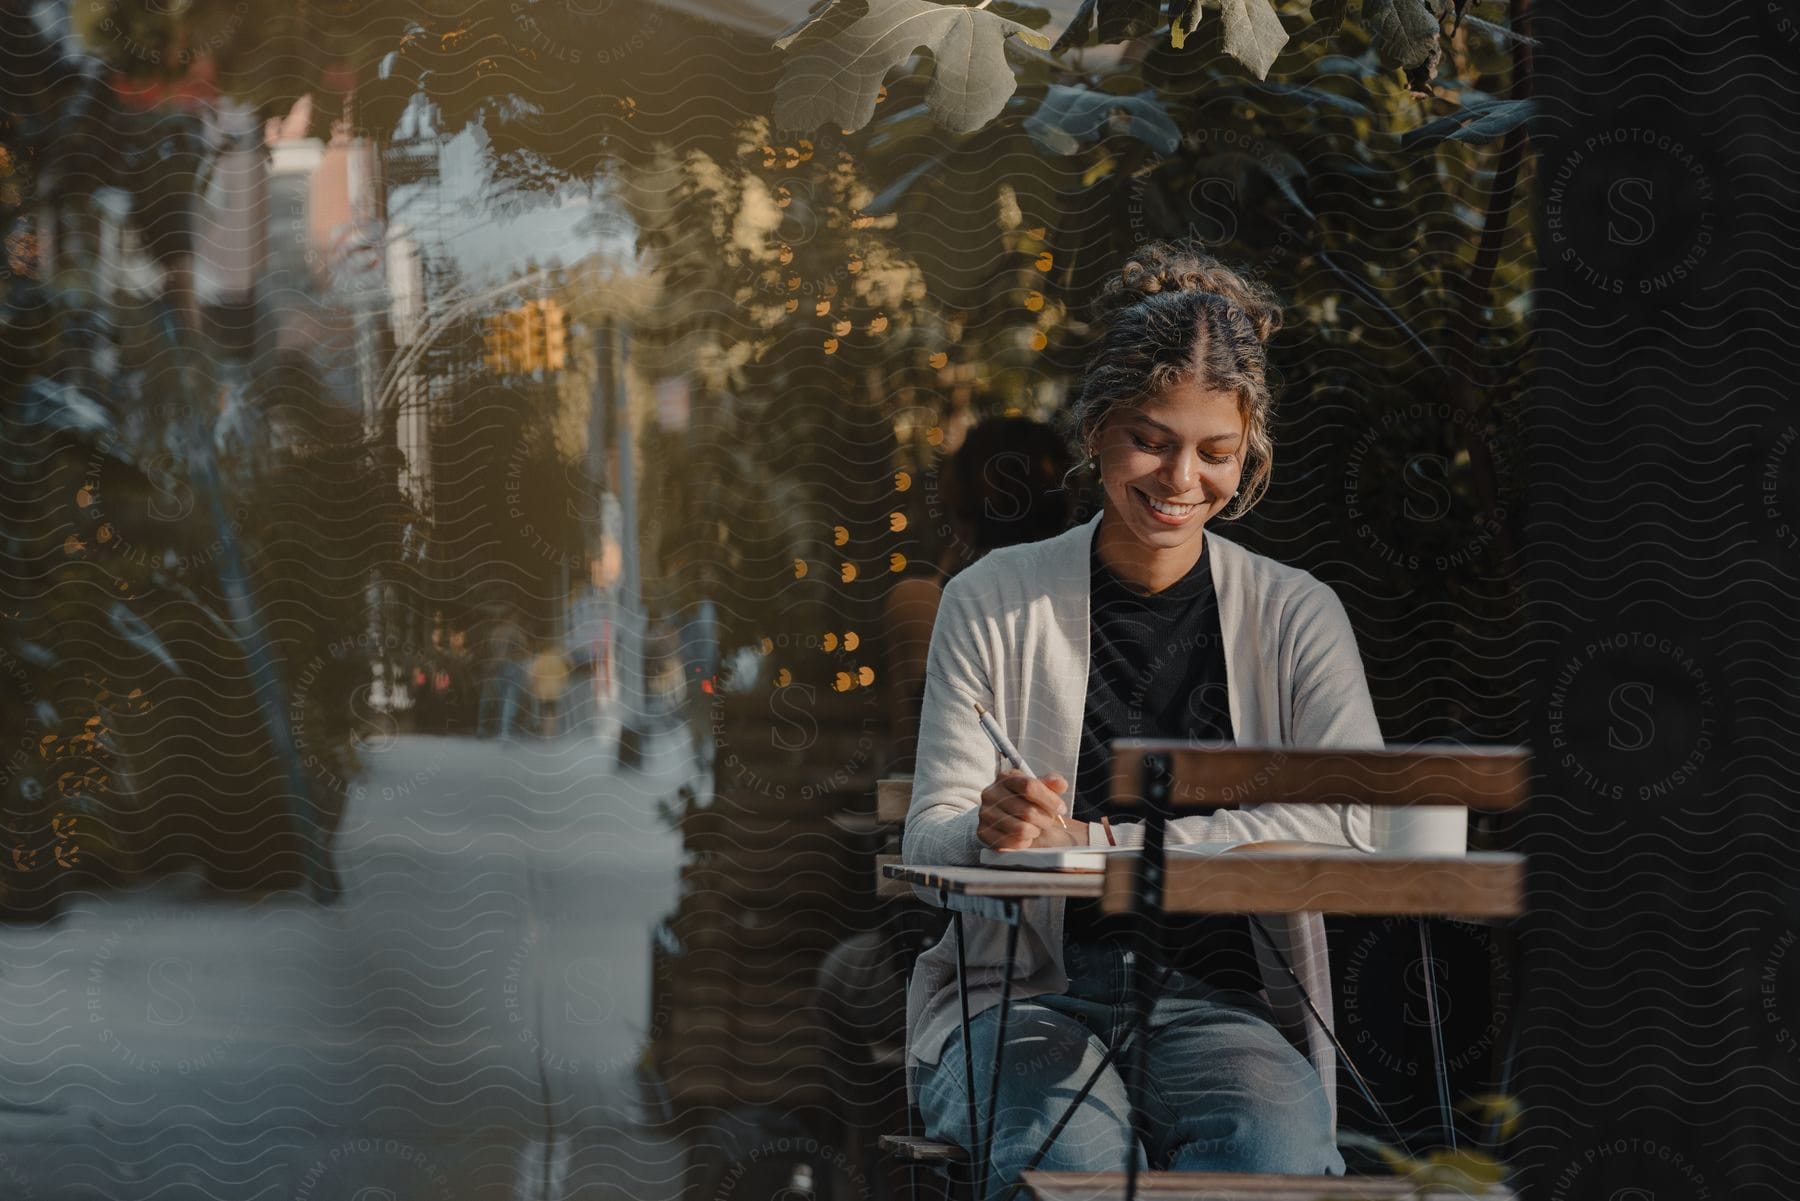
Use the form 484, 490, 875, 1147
978, 840, 1347, 872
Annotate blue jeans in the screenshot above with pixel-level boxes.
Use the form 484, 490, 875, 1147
917, 941, 1343, 1199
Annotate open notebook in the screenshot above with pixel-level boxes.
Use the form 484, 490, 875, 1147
978, 840, 1343, 872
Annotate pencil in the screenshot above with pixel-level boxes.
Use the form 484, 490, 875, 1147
973, 702, 1068, 829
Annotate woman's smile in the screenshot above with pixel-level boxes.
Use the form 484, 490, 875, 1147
1133, 486, 1203, 524
1094, 378, 1248, 593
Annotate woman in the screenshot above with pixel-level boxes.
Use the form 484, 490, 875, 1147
902, 243, 1383, 1194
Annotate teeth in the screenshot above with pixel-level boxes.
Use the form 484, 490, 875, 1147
1144, 493, 1197, 516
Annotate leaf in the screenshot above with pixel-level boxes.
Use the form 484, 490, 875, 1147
1315, 52, 1378, 78
862, 156, 943, 215
1398, 97, 1537, 149
1170, 0, 1204, 49
1219, 0, 1290, 78
1460, 12, 1541, 47
1363, 0, 1447, 72
1024, 86, 1180, 156
772, 0, 840, 47
1311, 0, 1351, 35
773, 0, 1052, 135
1409, 1147, 1509, 1188
862, 101, 937, 153
1050, 0, 1099, 52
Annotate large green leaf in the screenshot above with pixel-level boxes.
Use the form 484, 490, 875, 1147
1058, 0, 1286, 77
773, 0, 1051, 135
1218, 0, 1290, 79
1024, 85, 1181, 155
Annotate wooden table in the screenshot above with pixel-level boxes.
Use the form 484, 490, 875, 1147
884, 852, 1524, 920
1100, 850, 1523, 919
887, 740, 1531, 1201
1020, 1169, 1516, 1200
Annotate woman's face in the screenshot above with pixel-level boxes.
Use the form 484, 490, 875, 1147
1094, 376, 1247, 568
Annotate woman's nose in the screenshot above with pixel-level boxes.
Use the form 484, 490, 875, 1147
1164, 451, 1200, 491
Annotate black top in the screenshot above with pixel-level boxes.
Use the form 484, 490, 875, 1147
1064, 534, 1261, 992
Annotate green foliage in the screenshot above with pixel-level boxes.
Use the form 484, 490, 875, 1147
1053, 0, 1161, 52
1398, 96, 1536, 148
773, 0, 1052, 135
1025, 86, 1181, 155
775, 0, 1497, 133
1211, 0, 1292, 79
10, 0, 1536, 772
1364, 0, 1452, 90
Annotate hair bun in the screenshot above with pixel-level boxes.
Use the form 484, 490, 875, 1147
1096, 240, 1283, 342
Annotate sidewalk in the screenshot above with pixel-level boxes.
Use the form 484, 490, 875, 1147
0, 732, 696, 1199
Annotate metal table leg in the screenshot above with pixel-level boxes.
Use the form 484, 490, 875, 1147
977, 911, 1022, 1201
951, 901, 979, 1193
1418, 918, 1456, 1149
947, 890, 1023, 1201
1124, 752, 1172, 1201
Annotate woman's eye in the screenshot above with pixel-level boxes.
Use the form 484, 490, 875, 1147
1130, 435, 1166, 452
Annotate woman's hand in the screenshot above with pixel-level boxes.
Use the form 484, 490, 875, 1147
977, 771, 1085, 850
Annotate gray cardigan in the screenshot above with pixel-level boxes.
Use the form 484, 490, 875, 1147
902, 511, 1384, 1129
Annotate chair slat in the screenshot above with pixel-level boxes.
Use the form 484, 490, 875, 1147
878, 776, 915, 824
1106, 743, 1528, 812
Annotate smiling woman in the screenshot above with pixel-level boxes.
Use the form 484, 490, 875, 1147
904, 240, 1387, 1198
1072, 242, 1285, 586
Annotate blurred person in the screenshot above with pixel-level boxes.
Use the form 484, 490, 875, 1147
675, 592, 719, 771
883, 415, 1075, 772
477, 608, 531, 740
442, 626, 475, 735
530, 646, 570, 738
813, 414, 1074, 1146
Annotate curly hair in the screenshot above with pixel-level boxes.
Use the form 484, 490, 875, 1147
1068, 241, 1284, 519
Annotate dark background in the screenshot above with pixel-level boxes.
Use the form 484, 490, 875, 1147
1518, 2, 1800, 1196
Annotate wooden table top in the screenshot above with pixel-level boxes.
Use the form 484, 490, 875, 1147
885, 850, 1525, 918
882, 862, 1105, 898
